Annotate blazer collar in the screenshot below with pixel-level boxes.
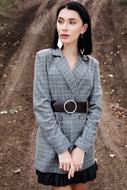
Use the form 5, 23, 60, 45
52, 48, 89, 100
52, 48, 88, 62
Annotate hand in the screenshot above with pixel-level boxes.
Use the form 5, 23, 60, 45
58, 150, 74, 172
70, 147, 85, 172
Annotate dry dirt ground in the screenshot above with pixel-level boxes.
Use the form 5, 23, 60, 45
0, 0, 127, 190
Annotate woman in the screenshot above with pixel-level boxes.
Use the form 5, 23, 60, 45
33, 1, 102, 190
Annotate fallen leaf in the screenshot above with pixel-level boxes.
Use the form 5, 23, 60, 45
108, 74, 114, 78
110, 154, 115, 158
0, 110, 8, 114
13, 168, 21, 174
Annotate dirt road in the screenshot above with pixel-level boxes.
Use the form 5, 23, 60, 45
0, 0, 127, 189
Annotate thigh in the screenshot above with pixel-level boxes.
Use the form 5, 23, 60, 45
71, 183, 88, 190
52, 185, 72, 190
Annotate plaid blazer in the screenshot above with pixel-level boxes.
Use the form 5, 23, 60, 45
33, 48, 102, 174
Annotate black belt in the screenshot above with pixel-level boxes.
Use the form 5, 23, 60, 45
51, 99, 89, 113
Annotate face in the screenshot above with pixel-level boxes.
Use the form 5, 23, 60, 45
56, 8, 88, 46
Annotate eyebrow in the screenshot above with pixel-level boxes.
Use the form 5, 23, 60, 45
57, 17, 77, 20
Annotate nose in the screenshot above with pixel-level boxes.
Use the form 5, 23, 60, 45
62, 22, 68, 31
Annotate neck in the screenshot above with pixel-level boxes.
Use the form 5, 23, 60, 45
62, 42, 78, 57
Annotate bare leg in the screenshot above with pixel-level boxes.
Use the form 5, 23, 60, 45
52, 185, 72, 190
71, 183, 88, 190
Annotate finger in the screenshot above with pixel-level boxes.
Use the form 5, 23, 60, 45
75, 165, 79, 171
76, 164, 81, 171
68, 162, 74, 179
66, 163, 70, 171
70, 163, 75, 178
79, 163, 83, 169
59, 162, 62, 169
68, 169, 71, 179
63, 163, 67, 171
68, 167, 75, 179
70, 168, 75, 178
63, 163, 70, 171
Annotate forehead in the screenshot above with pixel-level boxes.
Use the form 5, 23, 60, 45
58, 8, 81, 20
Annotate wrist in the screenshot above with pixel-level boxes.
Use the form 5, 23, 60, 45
75, 146, 85, 153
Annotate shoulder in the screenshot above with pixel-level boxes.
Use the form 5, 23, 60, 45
87, 55, 100, 66
35, 48, 54, 70
86, 55, 100, 73
36, 48, 52, 59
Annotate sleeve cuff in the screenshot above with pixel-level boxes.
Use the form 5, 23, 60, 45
55, 141, 71, 155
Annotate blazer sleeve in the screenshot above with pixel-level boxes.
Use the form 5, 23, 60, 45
33, 51, 71, 155
74, 60, 103, 153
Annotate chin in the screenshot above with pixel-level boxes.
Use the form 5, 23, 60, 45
61, 40, 74, 45
61, 39, 70, 43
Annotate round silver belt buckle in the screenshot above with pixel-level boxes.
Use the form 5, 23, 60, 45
64, 99, 77, 114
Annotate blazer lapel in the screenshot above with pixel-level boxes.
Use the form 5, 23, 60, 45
52, 49, 79, 99
52, 49, 89, 99
73, 55, 89, 86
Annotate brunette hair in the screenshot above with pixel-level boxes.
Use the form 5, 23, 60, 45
51, 1, 92, 55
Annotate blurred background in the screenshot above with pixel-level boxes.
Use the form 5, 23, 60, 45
0, 0, 127, 190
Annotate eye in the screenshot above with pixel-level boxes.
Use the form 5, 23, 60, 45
57, 19, 64, 24
69, 21, 76, 25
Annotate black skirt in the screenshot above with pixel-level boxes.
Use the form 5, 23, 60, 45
36, 162, 98, 187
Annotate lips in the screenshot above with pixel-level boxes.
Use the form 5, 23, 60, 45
60, 34, 70, 39
61, 34, 69, 36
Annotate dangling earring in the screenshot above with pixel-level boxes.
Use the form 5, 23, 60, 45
57, 38, 63, 49
80, 48, 84, 55
80, 34, 84, 55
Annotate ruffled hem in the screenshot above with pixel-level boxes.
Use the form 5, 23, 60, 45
36, 162, 98, 187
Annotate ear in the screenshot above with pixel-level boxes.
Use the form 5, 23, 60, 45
81, 23, 88, 34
